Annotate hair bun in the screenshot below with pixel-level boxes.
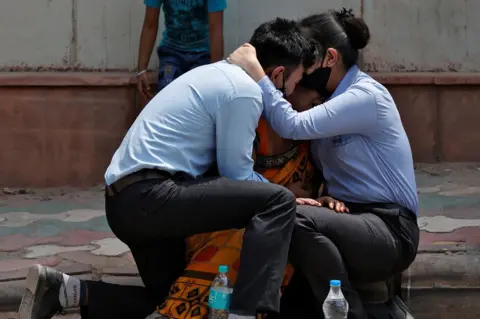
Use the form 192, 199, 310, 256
335, 8, 371, 50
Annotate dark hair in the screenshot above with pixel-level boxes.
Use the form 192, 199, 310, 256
300, 8, 370, 68
249, 18, 317, 74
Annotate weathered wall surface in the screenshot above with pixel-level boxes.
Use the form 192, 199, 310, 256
1, 0, 478, 72
362, 0, 480, 72
1, 0, 479, 187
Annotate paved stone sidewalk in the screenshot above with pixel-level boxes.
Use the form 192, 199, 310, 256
0, 313, 79, 319
1, 164, 480, 318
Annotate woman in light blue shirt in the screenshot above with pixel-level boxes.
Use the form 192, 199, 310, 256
228, 8, 420, 319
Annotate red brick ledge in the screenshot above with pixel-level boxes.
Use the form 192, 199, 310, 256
0, 72, 135, 87
0, 72, 152, 87
0, 71, 479, 86
371, 72, 480, 85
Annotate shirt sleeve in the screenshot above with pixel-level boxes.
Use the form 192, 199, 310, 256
216, 96, 268, 182
144, 0, 162, 8
208, 0, 227, 12
258, 76, 379, 140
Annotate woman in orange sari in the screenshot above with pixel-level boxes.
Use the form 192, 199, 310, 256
151, 87, 344, 319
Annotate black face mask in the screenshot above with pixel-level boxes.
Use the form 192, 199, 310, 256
279, 72, 286, 97
299, 67, 332, 99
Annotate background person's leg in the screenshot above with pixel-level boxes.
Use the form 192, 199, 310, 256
187, 51, 211, 70
289, 206, 401, 319
156, 46, 186, 92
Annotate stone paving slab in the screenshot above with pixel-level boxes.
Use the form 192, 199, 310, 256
0, 164, 479, 316
0, 313, 80, 319
406, 290, 480, 319
403, 253, 480, 288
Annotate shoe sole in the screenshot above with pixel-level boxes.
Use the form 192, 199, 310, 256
17, 264, 47, 319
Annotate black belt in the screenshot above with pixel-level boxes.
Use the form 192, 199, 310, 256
342, 202, 416, 220
105, 169, 170, 196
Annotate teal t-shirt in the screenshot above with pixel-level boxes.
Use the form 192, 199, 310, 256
144, 0, 227, 52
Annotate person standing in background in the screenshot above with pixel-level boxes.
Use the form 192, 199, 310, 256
136, 0, 227, 101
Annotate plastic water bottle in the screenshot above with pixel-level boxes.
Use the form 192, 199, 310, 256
208, 265, 232, 319
323, 280, 349, 319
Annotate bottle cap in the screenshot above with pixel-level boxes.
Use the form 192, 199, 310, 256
330, 280, 341, 287
219, 265, 228, 273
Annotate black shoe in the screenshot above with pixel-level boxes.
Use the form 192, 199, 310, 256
17, 264, 65, 319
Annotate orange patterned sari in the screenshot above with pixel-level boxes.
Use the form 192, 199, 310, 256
156, 118, 316, 319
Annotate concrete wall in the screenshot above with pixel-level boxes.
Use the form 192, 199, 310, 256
1, 0, 479, 72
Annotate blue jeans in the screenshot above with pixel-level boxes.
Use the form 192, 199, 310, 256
156, 45, 211, 92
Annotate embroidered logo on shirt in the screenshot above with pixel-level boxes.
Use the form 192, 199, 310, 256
332, 135, 353, 147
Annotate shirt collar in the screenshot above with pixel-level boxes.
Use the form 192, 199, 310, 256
329, 65, 360, 100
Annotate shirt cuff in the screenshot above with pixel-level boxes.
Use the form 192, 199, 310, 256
257, 76, 278, 95
259, 174, 269, 183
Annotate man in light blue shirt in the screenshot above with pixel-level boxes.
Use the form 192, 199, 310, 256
106, 61, 269, 184
17, 18, 317, 319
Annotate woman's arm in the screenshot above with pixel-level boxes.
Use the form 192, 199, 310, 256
228, 44, 379, 140
258, 78, 378, 140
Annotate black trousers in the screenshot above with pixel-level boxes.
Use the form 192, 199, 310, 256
277, 203, 419, 319
80, 174, 297, 319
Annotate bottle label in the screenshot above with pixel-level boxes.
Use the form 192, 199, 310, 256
208, 289, 231, 310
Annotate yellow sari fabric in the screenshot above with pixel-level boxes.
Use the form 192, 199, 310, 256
157, 119, 315, 319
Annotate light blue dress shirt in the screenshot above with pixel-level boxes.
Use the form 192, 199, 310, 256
259, 65, 419, 215
105, 61, 268, 185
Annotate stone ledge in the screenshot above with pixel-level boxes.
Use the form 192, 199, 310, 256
0, 72, 156, 87
0, 263, 93, 283
102, 266, 139, 276
402, 253, 480, 289
403, 288, 480, 319
101, 275, 144, 286
0, 70, 479, 170
0, 312, 80, 318
1, 253, 479, 313
0, 72, 134, 87
371, 72, 480, 85
0, 71, 480, 87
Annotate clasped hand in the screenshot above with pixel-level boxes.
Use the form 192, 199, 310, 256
296, 196, 349, 213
